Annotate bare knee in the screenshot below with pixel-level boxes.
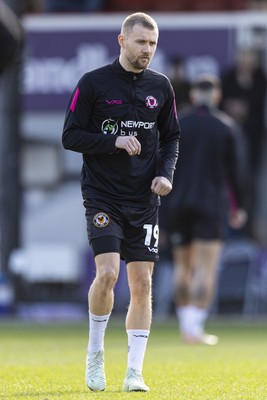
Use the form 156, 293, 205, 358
130, 275, 152, 299
96, 265, 118, 290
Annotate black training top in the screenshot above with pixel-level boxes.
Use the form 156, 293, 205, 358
168, 104, 244, 216
62, 58, 180, 207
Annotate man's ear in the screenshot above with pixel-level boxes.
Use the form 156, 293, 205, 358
118, 34, 124, 48
189, 88, 195, 103
213, 88, 222, 105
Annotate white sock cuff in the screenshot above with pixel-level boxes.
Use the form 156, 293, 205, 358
89, 312, 111, 321
126, 329, 150, 338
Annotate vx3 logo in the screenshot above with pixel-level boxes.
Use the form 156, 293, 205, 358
133, 334, 149, 338
147, 247, 158, 253
105, 99, 123, 105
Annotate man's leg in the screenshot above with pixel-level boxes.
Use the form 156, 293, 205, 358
173, 244, 193, 306
89, 252, 120, 315
184, 240, 222, 344
86, 252, 120, 391
173, 245, 195, 337
123, 261, 154, 392
190, 240, 221, 340
190, 240, 222, 309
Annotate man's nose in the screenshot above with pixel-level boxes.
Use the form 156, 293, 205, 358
143, 44, 151, 53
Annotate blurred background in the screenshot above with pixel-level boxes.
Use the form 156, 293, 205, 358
1, 0, 267, 322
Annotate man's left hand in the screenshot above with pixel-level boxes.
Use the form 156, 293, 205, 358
151, 176, 172, 196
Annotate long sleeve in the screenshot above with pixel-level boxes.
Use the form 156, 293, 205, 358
157, 82, 180, 183
62, 74, 117, 155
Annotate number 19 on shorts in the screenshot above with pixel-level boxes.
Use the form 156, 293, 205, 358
143, 224, 159, 248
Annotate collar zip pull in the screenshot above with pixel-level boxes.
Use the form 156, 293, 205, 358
133, 76, 137, 80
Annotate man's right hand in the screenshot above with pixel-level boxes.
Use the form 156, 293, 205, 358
115, 136, 141, 156
228, 209, 247, 229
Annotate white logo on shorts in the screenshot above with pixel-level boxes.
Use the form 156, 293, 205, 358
148, 247, 158, 253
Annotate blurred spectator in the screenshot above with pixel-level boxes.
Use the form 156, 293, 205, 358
220, 48, 267, 235
0, 0, 24, 73
45, 0, 105, 12
167, 74, 247, 344
0, 0, 24, 282
167, 56, 191, 115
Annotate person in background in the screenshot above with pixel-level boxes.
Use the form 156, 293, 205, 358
168, 56, 191, 114
220, 48, 266, 236
167, 74, 247, 345
62, 12, 180, 392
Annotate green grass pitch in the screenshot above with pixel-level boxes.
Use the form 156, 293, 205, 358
1, 317, 267, 399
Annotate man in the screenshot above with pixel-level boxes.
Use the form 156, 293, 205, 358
62, 12, 180, 392
220, 48, 266, 236
167, 74, 246, 345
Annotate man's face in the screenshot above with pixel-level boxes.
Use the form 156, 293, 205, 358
119, 24, 158, 72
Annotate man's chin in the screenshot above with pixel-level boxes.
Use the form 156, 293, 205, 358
137, 60, 150, 70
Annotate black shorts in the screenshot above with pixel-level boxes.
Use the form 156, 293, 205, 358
169, 208, 225, 246
83, 199, 159, 263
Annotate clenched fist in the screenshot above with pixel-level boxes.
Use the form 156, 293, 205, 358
115, 136, 141, 156
151, 176, 172, 196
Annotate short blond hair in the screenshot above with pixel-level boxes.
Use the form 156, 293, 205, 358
121, 12, 158, 36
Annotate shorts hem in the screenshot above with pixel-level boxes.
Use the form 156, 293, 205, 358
125, 257, 159, 264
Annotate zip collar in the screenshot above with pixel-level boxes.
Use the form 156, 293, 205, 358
111, 58, 145, 81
